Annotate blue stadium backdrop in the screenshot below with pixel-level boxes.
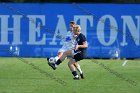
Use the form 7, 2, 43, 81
0, 3, 140, 58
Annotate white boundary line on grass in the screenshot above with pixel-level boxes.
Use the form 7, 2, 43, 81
122, 60, 128, 66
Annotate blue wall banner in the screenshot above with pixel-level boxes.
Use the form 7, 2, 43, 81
0, 3, 140, 58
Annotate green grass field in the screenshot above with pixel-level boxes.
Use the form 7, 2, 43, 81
0, 58, 140, 93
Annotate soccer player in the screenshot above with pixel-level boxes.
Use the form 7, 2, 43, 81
54, 21, 84, 79
48, 25, 88, 80
56, 21, 76, 58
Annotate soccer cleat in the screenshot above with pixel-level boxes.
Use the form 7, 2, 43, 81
80, 73, 85, 79
47, 58, 49, 62
48, 62, 56, 70
73, 77, 80, 80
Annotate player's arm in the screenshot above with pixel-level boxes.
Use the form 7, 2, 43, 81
77, 41, 88, 48
75, 41, 88, 50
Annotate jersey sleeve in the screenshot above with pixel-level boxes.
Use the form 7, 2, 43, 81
81, 34, 87, 42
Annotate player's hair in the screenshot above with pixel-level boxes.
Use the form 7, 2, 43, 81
74, 25, 81, 32
70, 21, 76, 25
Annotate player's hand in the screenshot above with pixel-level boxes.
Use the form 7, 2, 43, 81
75, 45, 79, 50
73, 35, 77, 38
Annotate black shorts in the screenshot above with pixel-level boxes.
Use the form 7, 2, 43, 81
73, 50, 85, 61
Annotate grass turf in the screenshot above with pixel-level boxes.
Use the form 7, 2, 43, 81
0, 58, 140, 93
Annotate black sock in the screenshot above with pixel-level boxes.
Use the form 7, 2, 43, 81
55, 59, 62, 65
72, 71, 78, 77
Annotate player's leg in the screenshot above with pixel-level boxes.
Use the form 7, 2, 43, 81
57, 50, 83, 79
74, 62, 84, 79
68, 58, 80, 80
54, 47, 66, 61
74, 62, 82, 74
48, 50, 73, 70
55, 50, 73, 65
57, 52, 63, 58
68, 51, 84, 79
55, 48, 84, 79
53, 52, 63, 62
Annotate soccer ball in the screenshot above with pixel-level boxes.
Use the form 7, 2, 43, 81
49, 57, 56, 64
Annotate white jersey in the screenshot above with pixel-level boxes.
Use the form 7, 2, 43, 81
63, 31, 76, 49
58, 31, 76, 52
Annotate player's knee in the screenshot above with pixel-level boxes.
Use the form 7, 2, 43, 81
63, 52, 67, 56
68, 61, 73, 68
57, 52, 62, 58
73, 63, 77, 67
68, 62, 70, 67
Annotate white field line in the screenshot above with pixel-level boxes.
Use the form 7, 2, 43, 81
122, 60, 128, 66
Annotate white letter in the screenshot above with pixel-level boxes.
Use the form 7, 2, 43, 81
74, 15, 93, 37
12, 15, 23, 45
27, 15, 46, 45
97, 15, 118, 46
49, 15, 67, 45
0, 15, 22, 45
121, 16, 140, 46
